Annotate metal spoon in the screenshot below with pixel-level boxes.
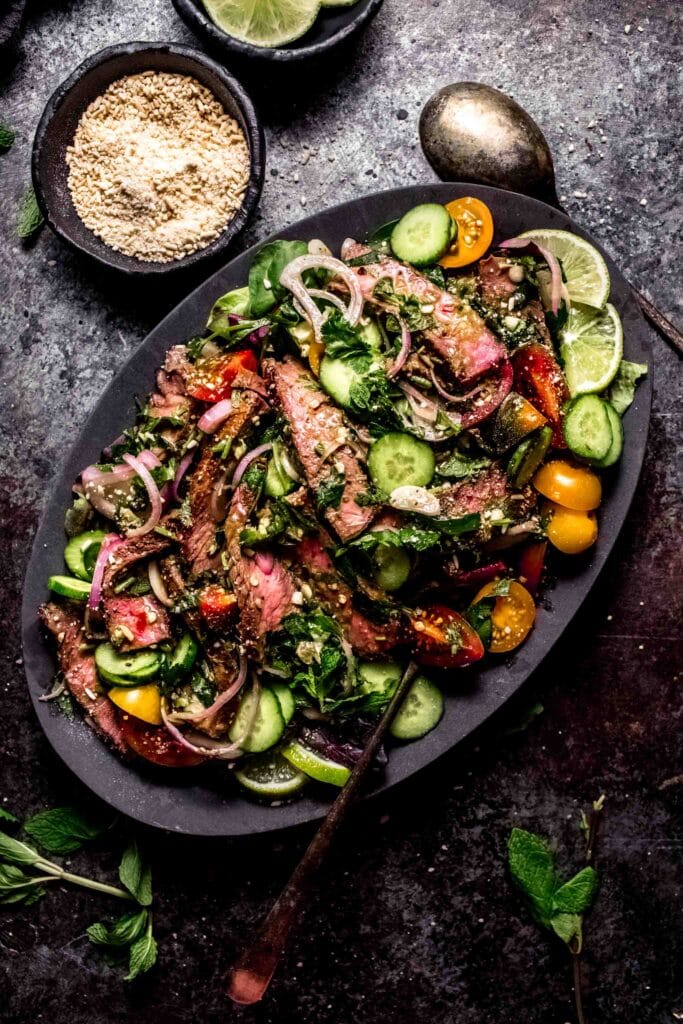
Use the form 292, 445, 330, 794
419, 82, 682, 356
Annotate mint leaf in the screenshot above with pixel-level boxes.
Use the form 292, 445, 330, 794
0, 808, 18, 823
606, 360, 647, 416
552, 866, 598, 914
119, 841, 152, 906
508, 828, 557, 923
0, 863, 47, 906
24, 807, 109, 854
17, 186, 44, 241
0, 831, 42, 866
436, 450, 492, 479
550, 911, 583, 948
87, 909, 148, 948
125, 919, 158, 980
0, 121, 15, 152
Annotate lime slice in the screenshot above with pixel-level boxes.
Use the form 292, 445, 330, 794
520, 228, 610, 309
235, 751, 308, 798
202, 0, 321, 47
281, 740, 350, 787
320, 0, 360, 6
560, 302, 623, 396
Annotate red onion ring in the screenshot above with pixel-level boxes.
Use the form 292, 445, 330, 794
499, 237, 562, 314
399, 381, 439, 423
161, 677, 261, 759
169, 655, 248, 724
209, 469, 231, 522
387, 321, 412, 379
121, 453, 163, 537
172, 449, 196, 502
254, 551, 274, 575
88, 534, 122, 613
147, 561, 174, 608
231, 443, 273, 489
428, 366, 486, 404
198, 398, 232, 434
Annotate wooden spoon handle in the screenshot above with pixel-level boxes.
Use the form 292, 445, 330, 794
634, 289, 683, 357
227, 662, 419, 1005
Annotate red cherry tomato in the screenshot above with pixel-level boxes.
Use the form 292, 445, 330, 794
119, 714, 206, 767
511, 343, 569, 447
410, 604, 485, 669
198, 584, 238, 632
517, 540, 548, 597
187, 349, 259, 402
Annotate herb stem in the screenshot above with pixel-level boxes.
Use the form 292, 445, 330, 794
572, 952, 586, 1024
571, 795, 605, 1024
36, 860, 133, 901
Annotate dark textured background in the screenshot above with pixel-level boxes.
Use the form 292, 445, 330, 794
0, 1, 681, 1022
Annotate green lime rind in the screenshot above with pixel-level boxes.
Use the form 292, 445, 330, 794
202, 0, 321, 47
560, 302, 623, 396
235, 751, 308, 798
520, 228, 610, 309
281, 740, 350, 786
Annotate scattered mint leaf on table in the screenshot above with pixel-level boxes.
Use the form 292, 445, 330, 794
87, 909, 149, 948
17, 186, 44, 240
0, 863, 47, 906
0, 808, 18, 823
125, 916, 158, 980
119, 841, 153, 906
0, 831, 42, 867
0, 121, 15, 152
24, 806, 110, 854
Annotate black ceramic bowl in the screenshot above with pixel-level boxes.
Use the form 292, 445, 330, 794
31, 42, 265, 276
173, 0, 383, 65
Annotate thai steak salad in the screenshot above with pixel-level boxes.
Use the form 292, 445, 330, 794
40, 196, 646, 800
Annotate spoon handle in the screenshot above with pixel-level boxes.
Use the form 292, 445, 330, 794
227, 662, 419, 1006
634, 289, 683, 357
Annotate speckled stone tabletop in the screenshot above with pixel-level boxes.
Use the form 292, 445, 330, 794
0, 2, 681, 1022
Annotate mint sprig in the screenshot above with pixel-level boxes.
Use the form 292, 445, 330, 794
24, 806, 111, 854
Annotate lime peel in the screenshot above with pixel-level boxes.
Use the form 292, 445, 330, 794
560, 302, 623, 396
202, 0, 321, 47
520, 228, 610, 309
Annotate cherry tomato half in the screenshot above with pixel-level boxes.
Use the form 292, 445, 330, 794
198, 585, 238, 632
439, 197, 494, 269
474, 580, 536, 653
512, 343, 570, 447
533, 460, 601, 511
517, 540, 548, 596
410, 604, 485, 669
187, 349, 259, 403
109, 683, 162, 726
119, 714, 206, 767
544, 502, 598, 555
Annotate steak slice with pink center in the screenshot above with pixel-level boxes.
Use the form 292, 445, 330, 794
105, 594, 171, 650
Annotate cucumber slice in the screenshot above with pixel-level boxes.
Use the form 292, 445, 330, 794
64, 530, 107, 582
319, 354, 372, 408
592, 401, 623, 468
234, 750, 308, 799
229, 688, 284, 753
373, 543, 411, 591
270, 682, 296, 724
368, 432, 435, 494
359, 318, 383, 351
162, 632, 198, 683
563, 395, 613, 462
47, 575, 92, 601
390, 203, 455, 266
507, 425, 553, 488
281, 740, 350, 787
265, 440, 298, 498
390, 674, 444, 741
358, 660, 402, 699
95, 643, 161, 686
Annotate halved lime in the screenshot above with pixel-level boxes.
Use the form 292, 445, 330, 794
560, 302, 623, 396
202, 0, 321, 47
281, 740, 350, 787
235, 751, 308, 799
520, 228, 610, 309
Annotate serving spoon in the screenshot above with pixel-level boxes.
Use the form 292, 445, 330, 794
419, 82, 682, 356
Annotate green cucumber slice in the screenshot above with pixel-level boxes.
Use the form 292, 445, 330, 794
265, 440, 297, 498
563, 395, 613, 462
64, 530, 107, 582
95, 643, 161, 686
390, 203, 455, 266
162, 632, 198, 683
281, 740, 350, 787
373, 543, 411, 591
234, 750, 308, 799
367, 432, 435, 494
389, 674, 444, 741
507, 425, 553, 487
47, 575, 92, 601
320, 354, 371, 408
270, 682, 296, 724
359, 318, 383, 351
229, 688, 284, 753
592, 401, 623, 467
358, 660, 402, 700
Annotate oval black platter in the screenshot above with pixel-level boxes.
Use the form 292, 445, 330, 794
21, 184, 652, 837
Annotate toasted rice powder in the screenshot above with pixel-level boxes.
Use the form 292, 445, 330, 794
65, 71, 250, 263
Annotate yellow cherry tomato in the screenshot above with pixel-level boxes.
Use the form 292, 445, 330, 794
545, 502, 598, 554
308, 339, 325, 377
439, 197, 494, 268
109, 684, 162, 726
533, 460, 602, 511
473, 580, 536, 654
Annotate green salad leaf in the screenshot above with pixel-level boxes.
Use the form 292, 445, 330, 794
606, 360, 648, 415
17, 186, 44, 241
248, 239, 308, 315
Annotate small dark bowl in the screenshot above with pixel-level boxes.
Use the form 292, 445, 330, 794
32, 42, 265, 276
173, 0, 384, 65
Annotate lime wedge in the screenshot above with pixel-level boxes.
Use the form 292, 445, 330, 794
202, 0, 321, 47
520, 228, 610, 309
281, 740, 350, 786
560, 302, 623, 396
235, 751, 308, 798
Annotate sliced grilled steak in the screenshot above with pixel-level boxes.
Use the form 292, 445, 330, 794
341, 241, 506, 384
263, 356, 375, 542
39, 603, 129, 755
149, 345, 192, 421
102, 532, 172, 597
182, 389, 266, 577
439, 464, 535, 523
105, 594, 171, 650
478, 255, 551, 346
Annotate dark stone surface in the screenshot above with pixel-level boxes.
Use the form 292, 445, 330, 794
0, 2, 681, 1022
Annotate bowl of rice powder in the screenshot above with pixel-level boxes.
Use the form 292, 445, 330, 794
32, 42, 265, 274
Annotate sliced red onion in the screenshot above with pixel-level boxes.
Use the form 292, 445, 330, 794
172, 449, 196, 502
121, 453, 162, 538
306, 288, 348, 315
280, 254, 364, 340
254, 551, 274, 575
428, 366, 486, 404
161, 677, 261, 759
308, 238, 333, 257
231, 442, 273, 489
148, 560, 174, 608
209, 468, 231, 522
276, 445, 301, 483
387, 321, 412, 379
400, 381, 439, 424
88, 534, 122, 613
198, 398, 232, 434
499, 237, 562, 314
170, 655, 248, 724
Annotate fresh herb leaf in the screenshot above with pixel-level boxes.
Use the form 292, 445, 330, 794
0, 120, 16, 152
412, 512, 481, 538
316, 469, 345, 511
189, 671, 217, 709
242, 463, 266, 495
464, 598, 494, 649
207, 286, 251, 329
248, 240, 308, 316
508, 827, 557, 924
0, 864, 47, 906
606, 360, 648, 415
550, 912, 582, 946
0, 808, 18, 823
551, 866, 598, 915
0, 831, 42, 867
321, 310, 373, 362
118, 841, 152, 906
87, 909, 148, 948
17, 186, 44, 241
240, 497, 315, 548
437, 450, 492, 479
24, 806, 110, 854
348, 368, 403, 436
125, 916, 158, 981
422, 264, 446, 290
373, 278, 435, 332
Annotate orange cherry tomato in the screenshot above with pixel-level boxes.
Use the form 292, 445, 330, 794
308, 339, 325, 377
474, 580, 536, 654
533, 460, 601, 511
544, 502, 598, 554
439, 197, 494, 269
410, 604, 485, 668
186, 349, 259, 402
119, 714, 206, 767
109, 684, 162, 726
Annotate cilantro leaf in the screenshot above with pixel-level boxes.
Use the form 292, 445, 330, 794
348, 368, 403, 436
248, 240, 308, 316
551, 866, 598, 915
118, 841, 152, 906
24, 806, 110, 854
17, 186, 44, 240
606, 360, 648, 416
321, 311, 373, 362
